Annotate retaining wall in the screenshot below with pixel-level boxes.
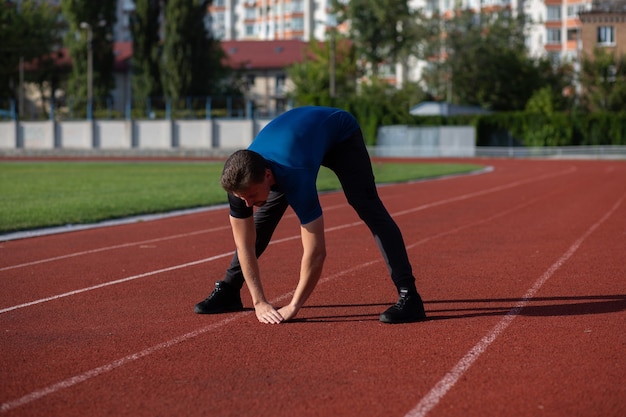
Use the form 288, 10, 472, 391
0, 118, 273, 152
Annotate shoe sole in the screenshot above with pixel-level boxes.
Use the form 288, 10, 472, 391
379, 313, 427, 324
194, 304, 244, 314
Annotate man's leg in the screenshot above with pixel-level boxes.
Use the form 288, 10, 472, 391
223, 191, 289, 289
195, 191, 288, 314
322, 130, 426, 323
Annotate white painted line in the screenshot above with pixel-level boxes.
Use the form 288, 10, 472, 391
0, 254, 234, 314
0, 165, 492, 244
0, 226, 231, 272
0, 314, 244, 413
393, 165, 576, 217
0, 261, 378, 413
2, 187, 617, 414
0, 205, 229, 242
0, 165, 571, 272
0, 181, 571, 314
403, 194, 624, 417
0, 186, 584, 412
0, 222, 358, 314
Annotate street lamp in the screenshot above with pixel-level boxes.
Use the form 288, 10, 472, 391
79, 22, 93, 119
329, 25, 336, 99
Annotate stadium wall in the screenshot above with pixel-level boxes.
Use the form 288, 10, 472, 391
0, 119, 274, 153
375, 125, 476, 157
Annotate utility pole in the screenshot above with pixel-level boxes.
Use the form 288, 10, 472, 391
79, 22, 93, 119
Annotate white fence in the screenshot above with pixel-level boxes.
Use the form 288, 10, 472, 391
375, 125, 476, 157
0, 118, 273, 153
2, 119, 626, 159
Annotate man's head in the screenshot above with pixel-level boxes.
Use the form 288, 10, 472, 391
221, 149, 274, 207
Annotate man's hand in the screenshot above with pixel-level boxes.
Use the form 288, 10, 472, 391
254, 301, 284, 324
277, 304, 300, 322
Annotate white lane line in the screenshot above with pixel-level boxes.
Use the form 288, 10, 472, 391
0, 253, 234, 314
393, 165, 577, 217
0, 186, 611, 414
0, 184, 570, 315
1, 208, 328, 272
0, 205, 230, 243
0, 227, 231, 272
0, 222, 353, 314
403, 194, 625, 417
0, 313, 243, 413
0, 165, 572, 272
0, 262, 377, 414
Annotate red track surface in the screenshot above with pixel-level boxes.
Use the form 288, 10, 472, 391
1, 159, 625, 417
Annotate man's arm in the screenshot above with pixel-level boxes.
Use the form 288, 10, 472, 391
278, 215, 326, 321
229, 215, 283, 324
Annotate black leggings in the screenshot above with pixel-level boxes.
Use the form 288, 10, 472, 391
223, 129, 416, 292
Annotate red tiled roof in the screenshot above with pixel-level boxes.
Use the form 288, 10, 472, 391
25, 40, 309, 72
220, 39, 308, 70
23, 42, 132, 72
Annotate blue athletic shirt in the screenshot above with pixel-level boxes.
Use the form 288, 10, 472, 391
233, 106, 360, 224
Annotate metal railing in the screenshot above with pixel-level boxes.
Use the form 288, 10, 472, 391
474, 146, 626, 159
0, 96, 264, 121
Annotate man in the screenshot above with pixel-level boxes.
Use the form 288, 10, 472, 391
195, 106, 426, 324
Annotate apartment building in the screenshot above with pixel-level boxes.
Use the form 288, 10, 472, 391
208, 0, 335, 41
579, 0, 626, 59
92, 1, 626, 113
113, 0, 136, 42
112, 1, 606, 74
541, 0, 592, 64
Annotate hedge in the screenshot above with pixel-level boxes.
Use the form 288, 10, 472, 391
474, 112, 626, 146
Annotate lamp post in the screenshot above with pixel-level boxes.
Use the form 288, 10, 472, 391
79, 22, 93, 119
329, 25, 336, 100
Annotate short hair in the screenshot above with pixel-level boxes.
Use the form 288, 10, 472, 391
220, 149, 267, 193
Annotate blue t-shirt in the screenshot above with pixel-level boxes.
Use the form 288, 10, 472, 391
235, 106, 359, 224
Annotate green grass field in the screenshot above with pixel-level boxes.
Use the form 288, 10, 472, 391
0, 160, 483, 234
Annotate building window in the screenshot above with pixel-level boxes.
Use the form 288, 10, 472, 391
547, 6, 561, 21
546, 28, 561, 44
275, 75, 286, 95
290, 0, 304, 13
567, 4, 583, 18
567, 28, 579, 41
291, 17, 304, 31
597, 26, 615, 46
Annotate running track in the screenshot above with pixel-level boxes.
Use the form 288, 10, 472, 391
1, 158, 625, 417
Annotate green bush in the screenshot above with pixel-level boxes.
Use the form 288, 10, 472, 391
472, 111, 626, 147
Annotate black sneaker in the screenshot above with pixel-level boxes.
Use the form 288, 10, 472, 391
379, 289, 427, 324
194, 281, 243, 314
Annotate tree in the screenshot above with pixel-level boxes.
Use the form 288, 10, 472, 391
130, 0, 162, 103
579, 48, 626, 112
61, 0, 117, 112
350, 77, 429, 145
161, 0, 228, 103
334, 0, 426, 78
0, 1, 64, 104
287, 37, 357, 107
421, 9, 558, 111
